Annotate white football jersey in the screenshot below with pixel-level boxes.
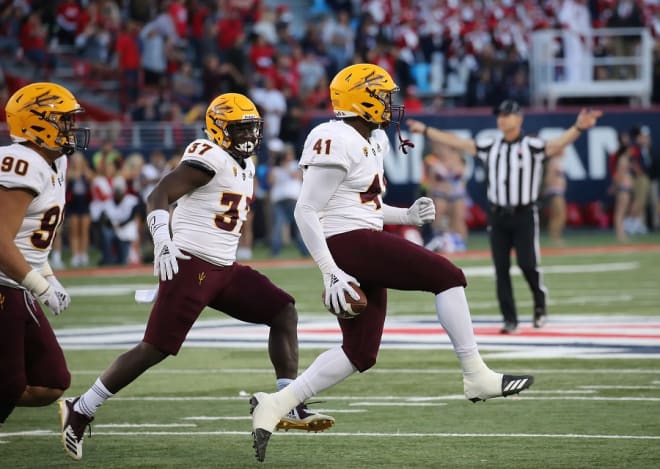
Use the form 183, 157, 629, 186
0, 144, 67, 287
171, 139, 255, 266
300, 120, 389, 237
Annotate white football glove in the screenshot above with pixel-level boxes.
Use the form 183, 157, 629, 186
323, 268, 360, 316
37, 284, 70, 315
148, 209, 190, 281
407, 197, 436, 225
153, 239, 190, 281
45, 275, 71, 311
21, 269, 70, 315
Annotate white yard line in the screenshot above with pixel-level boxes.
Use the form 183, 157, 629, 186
94, 423, 197, 428
83, 395, 660, 402
68, 368, 660, 375
1, 430, 658, 440
64, 262, 639, 297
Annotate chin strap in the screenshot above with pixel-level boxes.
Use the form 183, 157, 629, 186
395, 122, 414, 155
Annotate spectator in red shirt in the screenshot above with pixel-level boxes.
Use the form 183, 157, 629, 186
19, 11, 56, 76
115, 20, 142, 108
215, 4, 244, 57
188, 0, 210, 67
56, 0, 83, 47
167, 0, 188, 39
229, 0, 261, 24
249, 33, 276, 76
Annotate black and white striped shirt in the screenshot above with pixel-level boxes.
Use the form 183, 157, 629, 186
476, 135, 546, 207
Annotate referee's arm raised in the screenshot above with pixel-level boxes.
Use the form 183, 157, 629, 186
543, 108, 603, 157
406, 119, 478, 155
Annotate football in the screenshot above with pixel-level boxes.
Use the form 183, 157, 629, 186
321, 282, 367, 319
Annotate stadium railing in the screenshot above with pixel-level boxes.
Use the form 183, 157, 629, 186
530, 27, 653, 109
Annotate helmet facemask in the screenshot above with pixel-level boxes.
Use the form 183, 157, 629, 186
225, 119, 263, 161
48, 111, 90, 155
367, 86, 412, 154
366, 87, 404, 128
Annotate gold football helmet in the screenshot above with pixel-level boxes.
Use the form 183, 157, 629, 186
205, 93, 263, 160
329, 63, 403, 125
5, 82, 90, 155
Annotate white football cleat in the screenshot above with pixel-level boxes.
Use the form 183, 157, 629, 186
464, 371, 534, 402
250, 392, 284, 462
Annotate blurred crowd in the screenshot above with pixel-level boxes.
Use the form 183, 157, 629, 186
48, 136, 317, 268
608, 122, 657, 241
1, 0, 660, 122
2, 0, 659, 266
50, 141, 179, 269
45, 116, 658, 269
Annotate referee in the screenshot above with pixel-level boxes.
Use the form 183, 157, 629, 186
407, 100, 602, 333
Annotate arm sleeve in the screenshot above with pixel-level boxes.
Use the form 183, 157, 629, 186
382, 204, 409, 224
294, 165, 346, 275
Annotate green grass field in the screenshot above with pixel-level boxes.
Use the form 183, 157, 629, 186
2, 231, 660, 468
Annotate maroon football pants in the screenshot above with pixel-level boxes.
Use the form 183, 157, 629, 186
326, 229, 467, 371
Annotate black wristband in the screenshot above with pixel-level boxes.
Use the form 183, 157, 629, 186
573, 125, 585, 132
423, 126, 430, 138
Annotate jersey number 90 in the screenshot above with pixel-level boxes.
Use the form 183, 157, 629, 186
32, 206, 62, 250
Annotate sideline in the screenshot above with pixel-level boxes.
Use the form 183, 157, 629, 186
55, 243, 660, 278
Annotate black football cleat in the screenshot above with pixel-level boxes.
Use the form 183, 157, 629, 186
59, 397, 93, 460
499, 321, 519, 334
252, 428, 272, 463
533, 308, 548, 328
250, 393, 281, 462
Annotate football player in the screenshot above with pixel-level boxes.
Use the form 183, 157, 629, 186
0, 82, 89, 425
249, 64, 535, 462
59, 93, 334, 460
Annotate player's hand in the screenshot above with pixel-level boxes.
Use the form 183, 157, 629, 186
148, 209, 191, 281
45, 275, 71, 311
407, 197, 436, 225
21, 269, 69, 315
37, 284, 70, 315
153, 239, 190, 281
323, 269, 360, 316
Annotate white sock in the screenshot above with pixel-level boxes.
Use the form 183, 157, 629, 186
276, 378, 293, 392
435, 287, 490, 375
74, 378, 114, 417
286, 346, 356, 404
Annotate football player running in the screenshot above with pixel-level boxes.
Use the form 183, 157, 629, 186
0, 82, 89, 425
249, 64, 535, 462
59, 93, 334, 460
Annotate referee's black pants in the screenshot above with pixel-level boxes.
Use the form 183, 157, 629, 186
488, 204, 547, 326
